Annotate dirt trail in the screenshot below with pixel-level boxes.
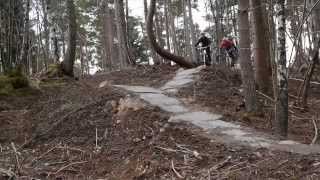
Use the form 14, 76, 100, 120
110, 66, 320, 155
1, 66, 320, 179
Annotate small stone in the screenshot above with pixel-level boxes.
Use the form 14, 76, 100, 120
133, 138, 141, 142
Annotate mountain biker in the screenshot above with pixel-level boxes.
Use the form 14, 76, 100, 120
195, 32, 212, 66
220, 37, 238, 67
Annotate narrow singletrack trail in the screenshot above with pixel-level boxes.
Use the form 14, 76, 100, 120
99, 66, 320, 155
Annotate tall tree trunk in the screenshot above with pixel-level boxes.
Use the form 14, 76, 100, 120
22, 0, 31, 75
104, 1, 114, 71
209, 0, 225, 64
47, 0, 59, 63
168, 0, 179, 55
147, 0, 194, 68
183, 0, 191, 59
275, 0, 288, 137
154, 7, 164, 65
238, 0, 257, 113
164, 0, 171, 52
62, 0, 77, 76
250, 0, 273, 94
115, 0, 133, 68
309, 0, 320, 49
144, 0, 160, 65
187, 0, 198, 63
41, 0, 49, 68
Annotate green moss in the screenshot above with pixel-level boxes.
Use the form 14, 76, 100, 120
0, 68, 30, 96
47, 63, 63, 78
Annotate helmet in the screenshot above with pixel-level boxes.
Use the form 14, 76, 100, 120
227, 36, 233, 40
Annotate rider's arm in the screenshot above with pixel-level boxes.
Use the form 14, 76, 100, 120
195, 39, 200, 47
195, 37, 204, 47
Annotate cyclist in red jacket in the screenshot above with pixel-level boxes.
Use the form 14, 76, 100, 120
220, 37, 238, 67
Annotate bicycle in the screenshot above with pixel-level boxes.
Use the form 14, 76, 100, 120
196, 46, 211, 67
226, 46, 238, 67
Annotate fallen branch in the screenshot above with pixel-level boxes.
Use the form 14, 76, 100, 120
171, 160, 184, 179
256, 90, 274, 102
52, 161, 88, 175
289, 78, 320, 85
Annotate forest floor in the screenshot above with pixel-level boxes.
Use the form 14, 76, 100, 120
0, 64, 320, 179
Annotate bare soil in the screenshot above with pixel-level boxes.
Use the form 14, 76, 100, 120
0, 65, 320, 179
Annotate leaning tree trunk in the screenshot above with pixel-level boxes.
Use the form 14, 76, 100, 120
275, 0, 288, 137
238, 0, 257, 113
62, 0, 77, 76
147, 0, 194, 68
250, 0, 273, 95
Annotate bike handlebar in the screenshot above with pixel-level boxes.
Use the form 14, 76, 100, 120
196, 46, 210, 50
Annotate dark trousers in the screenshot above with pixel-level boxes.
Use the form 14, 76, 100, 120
205, 47, 212, 65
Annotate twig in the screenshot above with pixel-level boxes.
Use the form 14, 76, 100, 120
155, 146, 178, 153
171, 160, 184, 179
53, 161, 88, 175
256, 90, 275, 102
0, 168, 16, 178
30, 145, 58, 164
95, 128, 98, 149
289, 78, 320, 85
311, 115, 319, 145
176, 144, 201, 159
289, 105, 307, 111
11, 142, 22, 174
210, 156, 232, 171
56, 146, 86, 153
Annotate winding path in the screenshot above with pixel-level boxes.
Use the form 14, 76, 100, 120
101, 66, 320, 155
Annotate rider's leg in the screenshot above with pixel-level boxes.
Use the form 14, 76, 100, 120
205, 47, 212, 66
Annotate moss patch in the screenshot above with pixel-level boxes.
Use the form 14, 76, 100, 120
0, 69, 30, 96
46, 64, 63, 78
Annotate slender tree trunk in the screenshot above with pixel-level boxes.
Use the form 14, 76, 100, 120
164, 0, 171, 52
183, 0, 191, 59
62, 0, 77, 76
168, 0, 179, 55
250, 0, 273, 94
154, 7, 163, 64
47, 0, 59, 63
275, 0, 288, 137
41, 0, 49, 68
22, 0, 31, 75
147, 0, 194, 68
104, 1, 114, 71
238, 0, 257, 113
188, 0, 198, 63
